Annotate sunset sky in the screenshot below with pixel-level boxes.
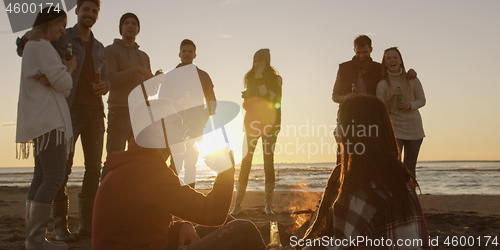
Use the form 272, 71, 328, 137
1, 0, 499, 168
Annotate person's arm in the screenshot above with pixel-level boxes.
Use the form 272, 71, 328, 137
93, 45, 110, 96
376, 80, 393, 110
16, 30, 50, 57
105, 46, 134, 88
199, 70, 217, 115
30, 42, 73, 97
409, 78, 426, 110
407, 68, 417, 80
146, 167, 235, 226
332, 67, 346, 104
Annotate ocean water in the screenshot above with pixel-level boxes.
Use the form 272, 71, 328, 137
1, 161, 499, 195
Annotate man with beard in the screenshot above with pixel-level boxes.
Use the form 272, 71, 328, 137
16, 0, 109, 240
100, 13, 157, 180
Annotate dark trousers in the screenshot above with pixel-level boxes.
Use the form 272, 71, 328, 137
239, 128, 279, 187
101, 107, 133, 179
176, 220, 266, 250
396, 138, 423, 177
27, 130, 67, 204
55, 109, 104, 201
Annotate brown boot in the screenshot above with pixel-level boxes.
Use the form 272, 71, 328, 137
52, 197, 75, 241
77, 194, 94, 237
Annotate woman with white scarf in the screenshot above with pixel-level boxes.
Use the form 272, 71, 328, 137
16, 7, 76, 249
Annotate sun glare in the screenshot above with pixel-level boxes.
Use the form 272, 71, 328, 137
196, 132, 229, 157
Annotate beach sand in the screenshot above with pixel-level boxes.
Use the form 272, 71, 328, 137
1, 187, 499, 249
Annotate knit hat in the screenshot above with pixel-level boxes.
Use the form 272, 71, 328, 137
32, 7, 66, 28
119, 13, 140, 35
254, 48, 271, 65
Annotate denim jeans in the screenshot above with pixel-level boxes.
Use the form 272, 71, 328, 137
396, 138, 423, 177
101, 107, 133, 179
55, 108, 104, 201
179, 220, 266, 250
27, 130, 67, 204
239, 127, 279, 188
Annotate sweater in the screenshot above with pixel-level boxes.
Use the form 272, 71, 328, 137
92, 139, 234, 249
376, 71, 426, 140
16, 40, 73, 158
106, 39, 151, 109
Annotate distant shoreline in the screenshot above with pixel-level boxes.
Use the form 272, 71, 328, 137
1, 160, 500, 168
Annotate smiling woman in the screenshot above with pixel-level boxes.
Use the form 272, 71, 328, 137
376, 47, 426, 177
16, 7, 75, 250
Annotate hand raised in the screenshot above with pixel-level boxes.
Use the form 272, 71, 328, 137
204, 148, 235, 174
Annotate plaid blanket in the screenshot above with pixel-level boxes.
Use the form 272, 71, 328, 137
303, 179, 431, 250
327, 181, 431, 250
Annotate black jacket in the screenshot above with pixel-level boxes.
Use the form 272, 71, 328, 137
332, 56, 381, 99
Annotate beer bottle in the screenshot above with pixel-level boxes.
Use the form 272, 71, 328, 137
65, 43, 72, 61
397, 86, 404, 103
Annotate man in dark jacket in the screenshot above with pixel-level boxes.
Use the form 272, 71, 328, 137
170, 39, 217, 188
101, 13, 155, 179
332, 35, 381, 104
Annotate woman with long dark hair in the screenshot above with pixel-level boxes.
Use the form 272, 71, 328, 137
376, 47, 426, 177
301, 95, 430, 249
16, 7, 75, 249
232, 49, 282, 215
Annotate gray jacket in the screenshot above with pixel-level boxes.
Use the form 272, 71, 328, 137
105, 39, 151, 109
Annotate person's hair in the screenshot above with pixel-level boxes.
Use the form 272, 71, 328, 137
32, 10, 67, 35
243, 59, 279, 89
336, 95, 418, 221
354, 35, 372, 48
180, 39, 196, 51
380, 47, 406, 81
77, 0, 100, 9
379, 47, 413, 99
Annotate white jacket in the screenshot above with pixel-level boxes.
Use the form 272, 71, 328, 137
16, 40, 73, 158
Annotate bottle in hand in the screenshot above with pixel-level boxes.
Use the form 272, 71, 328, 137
269, 221, 282, 249
397, 86, 404, 103
93, 67, 100, 91
65, 43, 72, 61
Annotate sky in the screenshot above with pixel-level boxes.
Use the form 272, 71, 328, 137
0, 0, 499, 168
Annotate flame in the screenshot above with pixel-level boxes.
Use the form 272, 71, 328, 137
282, 182, 321, 234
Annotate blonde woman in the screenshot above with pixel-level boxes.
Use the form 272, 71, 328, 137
376, 47, 426, 177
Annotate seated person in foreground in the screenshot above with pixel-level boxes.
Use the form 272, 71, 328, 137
299, 95, 430, 250
92, 101, 266, 250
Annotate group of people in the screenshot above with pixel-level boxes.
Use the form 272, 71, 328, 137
15, 0, 428, 248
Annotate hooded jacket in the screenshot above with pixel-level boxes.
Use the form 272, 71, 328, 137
106, 39, 151, 109
92, 139, 235, 249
